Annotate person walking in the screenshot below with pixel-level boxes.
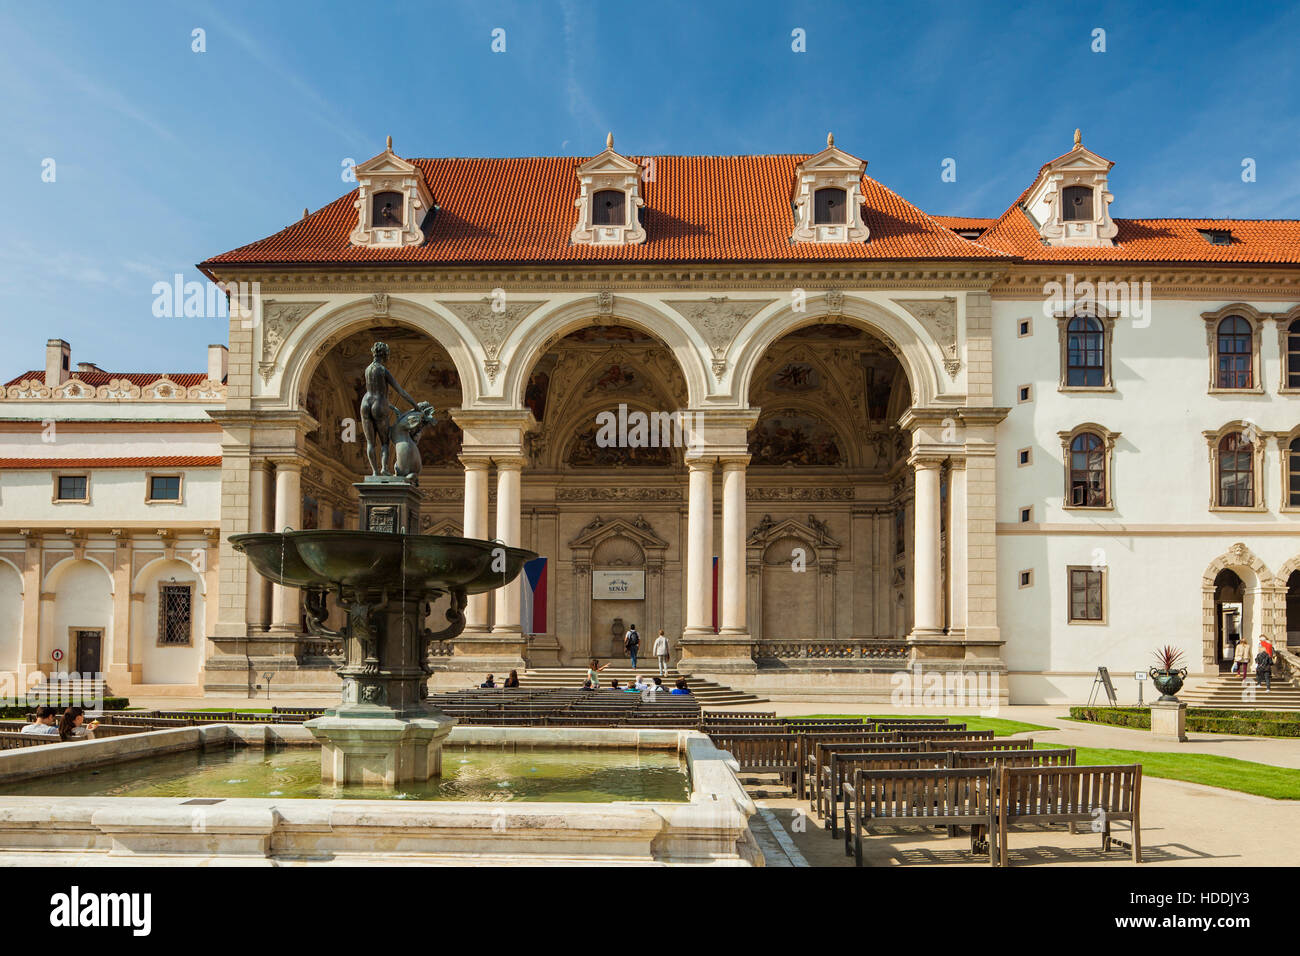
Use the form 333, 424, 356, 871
653, 629, 670, 677
1255, 646, 1274, 691
624, 624, 641, 670
1233, 637, 1251, 680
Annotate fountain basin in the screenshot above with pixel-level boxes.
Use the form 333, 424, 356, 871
0, 725, 759, 865
230, 531, 536, 595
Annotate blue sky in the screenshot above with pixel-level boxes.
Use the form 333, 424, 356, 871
1, 0, 1297, 380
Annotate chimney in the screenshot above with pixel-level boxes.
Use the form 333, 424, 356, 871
208, 344, 228, 383
45, 339, 70, 387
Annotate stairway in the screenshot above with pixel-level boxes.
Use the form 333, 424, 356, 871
516, 666, 767, 705
1178, 672, 1300, 711
25, 676, 110, 706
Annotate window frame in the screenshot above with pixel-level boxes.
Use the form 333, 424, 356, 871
157, 581, 195, 647
145, 472, 184, 505
370, 190, 406, 229
591, 188, 627, 227
1280, 430, 1300, 512
1057, 424, 1119, 511
1056, 310, 1115, 391
1061, 185, 1095, 222
1204, 423, 1267, 512
1202, 305, 1265, 395
52, 472, 90, 504
1277, 307, 1300, 394
1066, 566, 1107, 624
813, 186, 848, 225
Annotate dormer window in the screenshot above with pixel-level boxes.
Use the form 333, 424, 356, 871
1062, 185, 1093, 221
347, 136, 434, 250
814, 187, 847, 225
570, 133, 646, 247
372, 191, 404, 227
1199, 228, 1233, 245
1021, 130, 1117, 247
791, 134, 870, 245
592, 189, 626, 226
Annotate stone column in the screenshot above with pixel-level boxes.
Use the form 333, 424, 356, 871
718, 455, 749, 638
106, 531, 133, 691
910, 456, 943, 638
947, 457, 968, 638
246, 459, 271, 631
459, 455, 491, 636
269, 458, 302, 633
17, 532, 41, 689
683, 456, 715, 637
491, 455, 524, 639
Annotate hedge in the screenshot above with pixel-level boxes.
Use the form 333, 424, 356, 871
1070, 705, 1300, 738
0, 696, 130, 719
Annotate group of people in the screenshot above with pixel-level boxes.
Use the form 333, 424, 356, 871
19, 705, 98, 741
479, 670, 521, 689
1231, 637, 1276, 690
584, 659, 689, 694
621, 624, 672, 675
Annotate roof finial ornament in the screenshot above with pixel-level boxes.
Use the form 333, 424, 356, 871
1073, 128, 1082, 149
827, 131, 834, 148
386, 134, 393, 151
302, 207, 309, 221
606, 131, 614, 150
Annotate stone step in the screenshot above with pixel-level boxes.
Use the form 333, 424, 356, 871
1177, 675, 1300, 711
517, 667, 767, 704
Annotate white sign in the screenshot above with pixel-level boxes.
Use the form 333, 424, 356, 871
1134, 671, 1147, 682
592, 570, 645, 600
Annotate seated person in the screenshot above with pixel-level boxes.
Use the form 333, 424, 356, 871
479, 674, 496, 688
503, 670, 520, 689
21, 705, 58, 735
609, 679, 621, 690
58, 706, 97, 741
670, 678, 691, 695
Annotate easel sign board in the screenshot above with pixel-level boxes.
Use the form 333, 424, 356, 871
1088, 666, 1118, 706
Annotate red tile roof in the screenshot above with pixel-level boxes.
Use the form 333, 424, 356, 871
2, 371, 209, 389
0, 456, 221, 470
202, 155, 1008, 267
976, 207, 1300, 264
931, 216, 997, 230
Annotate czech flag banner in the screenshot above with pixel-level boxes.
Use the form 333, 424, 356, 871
520, 557, 547, 635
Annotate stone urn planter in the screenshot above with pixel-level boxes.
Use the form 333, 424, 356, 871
1148, 667, 1188, 702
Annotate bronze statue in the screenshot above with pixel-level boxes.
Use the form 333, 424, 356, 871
393, 404, 438, 481
360, 341, 431, 477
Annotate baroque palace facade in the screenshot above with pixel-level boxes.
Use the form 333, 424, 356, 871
2, 132, 1299, 703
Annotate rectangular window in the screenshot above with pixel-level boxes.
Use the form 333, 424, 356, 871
158, 584, 193, 646
1017, 448, 1032, 466
1018, 569, 1033, 588
1019, 506, 1032, 523
148, 475, 181, 501
1017, 384, 1032, 403
1069, 568, 1104, 622
56, 475, 87, 500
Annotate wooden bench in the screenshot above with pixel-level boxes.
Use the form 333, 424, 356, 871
823, 749, 947, 840
845, 768, 997, 867
870, 717, 951, 728
898, 728, 990, 743
710, 733, 801, 787
997, 764, 1141, 866
0, 730, 61, 749
923, 737, 1032, 753
947, 748, 1076, 769
800, 732, 902, 800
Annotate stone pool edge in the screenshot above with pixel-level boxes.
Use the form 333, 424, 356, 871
0, 726, 762, 867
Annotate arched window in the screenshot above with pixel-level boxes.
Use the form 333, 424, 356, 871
1286, 319, 1300, 390
1289, 436, 1300, 508
1066, 316, 1105, 387
1068, 432, 1106, 507
371, 191, 404, 227
1218, 432, 1254, 507
1216, 316, 1253, 389
1062, 185, 1093, 221
814, 187, 847, 225
592, 189, 626, 226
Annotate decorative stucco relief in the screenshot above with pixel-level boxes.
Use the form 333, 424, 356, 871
665, 296, 775, 381
259, 301, 326, 383
440, 298, 545, 383
893, 296, 960, 378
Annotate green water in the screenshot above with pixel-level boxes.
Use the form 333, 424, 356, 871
0, 745, 691, 803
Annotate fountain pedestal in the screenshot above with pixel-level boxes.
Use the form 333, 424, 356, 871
308, 714, 454, 786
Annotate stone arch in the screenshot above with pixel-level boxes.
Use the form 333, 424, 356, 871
41, 558, 113, 673
132, 557, 206, 685
732, 295, 944, 410
276, 297, 482, 411
550, 397, 686, 471
132, 555, 207, 596
1201, 543, 1279, 670
746, 397, 857, 468
501, 297, 709, 410
42, 554, 113, 594
0, 558, 22, 672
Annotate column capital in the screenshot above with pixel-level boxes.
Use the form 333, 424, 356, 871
718, 454, 751, 470
908, 455, 945, 471
267, 455, 304, 471
947, 456, 967, 471
493, 455, 527, 471
686, 455, 717, 472
458, 454, 492, 470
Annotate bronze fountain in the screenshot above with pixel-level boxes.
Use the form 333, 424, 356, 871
231, 341, 536, 786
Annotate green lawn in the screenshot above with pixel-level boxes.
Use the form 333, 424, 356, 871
1034, 743, 1300, 800
803, 715, 1054, 737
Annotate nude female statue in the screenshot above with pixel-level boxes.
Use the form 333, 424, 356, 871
359, 341, 428, 476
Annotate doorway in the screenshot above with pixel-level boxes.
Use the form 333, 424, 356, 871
1213, 569, 1244, 672
73, 628, 102, 674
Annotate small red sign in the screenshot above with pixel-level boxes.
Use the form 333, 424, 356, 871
51, 648, 64, 662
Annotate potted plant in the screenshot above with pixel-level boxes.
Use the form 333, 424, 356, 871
1149, 645, 1189, 701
